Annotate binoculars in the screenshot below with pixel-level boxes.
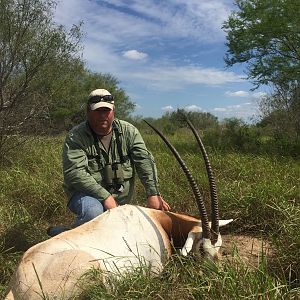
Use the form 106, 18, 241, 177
103, 163, 124, 191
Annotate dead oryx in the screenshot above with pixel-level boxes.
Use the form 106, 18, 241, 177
5, 119, 233, 300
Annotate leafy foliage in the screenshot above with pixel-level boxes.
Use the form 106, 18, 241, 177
258, 83, 300, 142
223, 0, 300, 87
132, 113, 300, 157
167, 109, 218, 130
48, 71, 134, 133
0, 0, 83, 160
134, 109, 218, 136
223, 0, 300, 154
0, 0, 135, 163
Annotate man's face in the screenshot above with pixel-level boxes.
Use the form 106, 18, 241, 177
87, 107, 115, 136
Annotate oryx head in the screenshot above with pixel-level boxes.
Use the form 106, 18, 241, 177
145, 116, 232, 260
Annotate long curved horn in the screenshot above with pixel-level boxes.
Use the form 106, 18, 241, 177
144, 120, 211, 240
182, 115, 219, 245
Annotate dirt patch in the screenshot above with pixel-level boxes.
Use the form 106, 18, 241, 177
221, 234, 275, 267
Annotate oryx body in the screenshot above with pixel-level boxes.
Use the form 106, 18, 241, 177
5, 205, 232, 299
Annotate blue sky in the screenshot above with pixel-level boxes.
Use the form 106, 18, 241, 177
54, 0, 268, 121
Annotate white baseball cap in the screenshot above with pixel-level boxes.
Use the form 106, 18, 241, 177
88, 89, 114, 110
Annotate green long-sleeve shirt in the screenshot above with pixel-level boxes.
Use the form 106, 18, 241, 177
62, 119, 160, 204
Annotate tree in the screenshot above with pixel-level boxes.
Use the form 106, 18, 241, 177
223, 0, 300, 87
76, 71, 134, 121
49, 70, 135, 131
258, 83, 300, 138
223, 0, 300, 146
168, 109, 218, 129
0, 0, 82, 161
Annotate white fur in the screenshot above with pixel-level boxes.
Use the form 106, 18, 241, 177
180, 219, 233, 256
5, 205, 233, 299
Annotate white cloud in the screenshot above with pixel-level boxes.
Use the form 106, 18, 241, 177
225, 90, 249, 97
252, 91, 267, 99
162, 105, 174, 111
54, 1, 240, 92
214, 107, 227, 112
123, 65, 242, 91
225, 90, 268, 100
134, 103, 142, 109
55, 0, 232, 48
123, 50, 148, 60
184, 105, 202, 112
92, 0, 231, 42
54, 0, 260, 121
213, 101, 259, 120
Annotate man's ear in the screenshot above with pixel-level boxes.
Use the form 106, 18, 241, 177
219, 219, 234, 227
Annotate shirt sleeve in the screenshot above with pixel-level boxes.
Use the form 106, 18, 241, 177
127, 126, 161, 197
62, 131, 110, 201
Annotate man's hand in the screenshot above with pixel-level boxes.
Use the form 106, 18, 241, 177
102, 195, 118, 210
147, 195, 170, 211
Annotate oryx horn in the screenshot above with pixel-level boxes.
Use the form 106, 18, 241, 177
182, 115, 219, 245
144, 120, 211, 240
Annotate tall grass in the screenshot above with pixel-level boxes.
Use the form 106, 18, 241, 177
79, 254, 297, 299
0, 131, 299, 299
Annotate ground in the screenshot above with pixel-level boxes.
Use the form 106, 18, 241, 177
221, 234, 275, 267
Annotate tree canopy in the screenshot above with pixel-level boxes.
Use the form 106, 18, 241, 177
223, 0, 300, 142
0, 0, 83, 137
223, 0, 300, 87
0, 0, 134, 162
50, 71, 135, 131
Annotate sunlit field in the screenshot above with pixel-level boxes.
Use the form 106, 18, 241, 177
0, 130, 299, 299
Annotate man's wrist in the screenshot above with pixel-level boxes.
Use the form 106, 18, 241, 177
147, 193, 160, 198
102, 195, 118, 209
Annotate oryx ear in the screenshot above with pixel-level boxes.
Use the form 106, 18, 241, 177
180, 231, 202, 256
219, 219, 234, 227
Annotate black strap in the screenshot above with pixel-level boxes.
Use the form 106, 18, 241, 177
87, 121, 103, 169
112, 120, 128, 164
87, 120, 128, 165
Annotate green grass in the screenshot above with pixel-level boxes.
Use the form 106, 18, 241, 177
0, 131, 299, 299
78, 254, 298, 299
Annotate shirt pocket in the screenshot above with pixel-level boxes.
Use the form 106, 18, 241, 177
87, 158, 104, 181
122, 160, 133, 179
